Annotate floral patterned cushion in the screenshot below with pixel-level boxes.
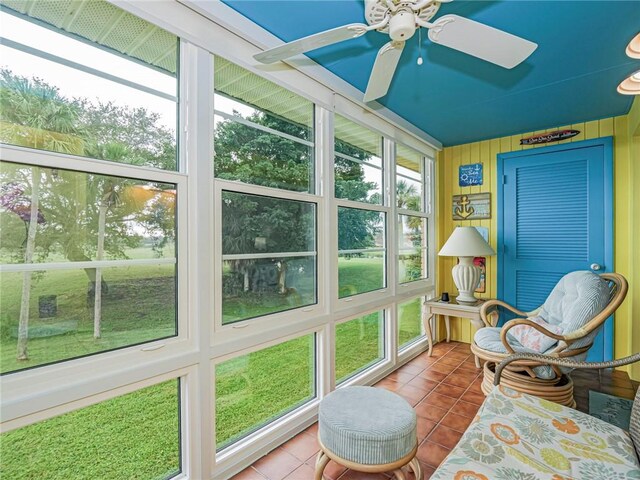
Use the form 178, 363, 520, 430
431, 386, 640, 480
509, 316, 563, 353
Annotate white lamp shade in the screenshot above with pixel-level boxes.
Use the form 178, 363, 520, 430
438, 226, 496, 257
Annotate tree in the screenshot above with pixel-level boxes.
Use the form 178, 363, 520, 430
215, 108, 380, 295
0, 70, 176, 357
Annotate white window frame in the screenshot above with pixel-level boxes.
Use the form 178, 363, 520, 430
212, 179, 325, 345
2, 368, 191, 480
212, 326, 321, 470
396, 151, 436, 296
333, 112, 392, 311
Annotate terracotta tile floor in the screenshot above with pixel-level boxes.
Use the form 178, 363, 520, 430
232, 341, 637, 480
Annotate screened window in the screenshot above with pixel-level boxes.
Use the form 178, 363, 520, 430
396, 145, 424, 212
335, 311, 384, 384
213, 56, 315, 193
221, 191, 316, 324
398, 297, 424, 349
0, 379, 181, 479
338, 207, 385, 297
215, 334, 316, 450
334, 114, 383, 205
0, 2, 178, 169
0, 161, 177, 374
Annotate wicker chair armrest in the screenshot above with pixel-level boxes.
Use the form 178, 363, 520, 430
480, 300, 530, 327
495, 352, 640, 386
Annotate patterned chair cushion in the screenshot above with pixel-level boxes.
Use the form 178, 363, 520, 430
431, 386, 640, 480
318, 386, 417, 465
474, 328, 556, 379
509, 316, 563, 353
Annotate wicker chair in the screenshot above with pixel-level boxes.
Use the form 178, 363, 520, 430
471, 272, 628, 407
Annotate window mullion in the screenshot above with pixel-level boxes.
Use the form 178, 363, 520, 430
184, 41, 215, 480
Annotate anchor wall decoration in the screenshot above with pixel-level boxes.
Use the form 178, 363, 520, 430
452, 193, 491, 220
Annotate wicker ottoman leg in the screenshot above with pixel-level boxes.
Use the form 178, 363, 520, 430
392, 468, 407, 480
314, 449, 330, 480
408, 457, 422, 479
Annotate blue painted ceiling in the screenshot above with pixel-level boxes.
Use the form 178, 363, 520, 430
221, 0, 639, 146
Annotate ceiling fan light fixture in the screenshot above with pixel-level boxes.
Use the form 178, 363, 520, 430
617, 70, 640, 95
626, 33, 640, 59
388, 8, 416, 41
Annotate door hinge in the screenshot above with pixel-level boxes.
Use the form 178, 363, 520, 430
501, 175, 507, 185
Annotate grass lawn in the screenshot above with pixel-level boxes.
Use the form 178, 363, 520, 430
0, 264, 176, 374
338, 256, 385, 297
0, 380, 180, 480
335, 311, 384, 383
398, 297, 424, 348
1, 257, 424, 477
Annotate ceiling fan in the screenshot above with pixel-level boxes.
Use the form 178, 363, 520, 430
253, 0, 537, 103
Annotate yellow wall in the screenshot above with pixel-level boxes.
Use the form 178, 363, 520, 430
436, 97, 640, 380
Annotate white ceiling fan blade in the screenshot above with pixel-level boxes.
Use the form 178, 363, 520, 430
254, 24, 369, 64
428, 14, 537, 69
363, 41, 405, 103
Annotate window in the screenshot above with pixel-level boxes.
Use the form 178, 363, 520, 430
0, 162, 177, 374
335, 311, 384, 384
0, 3, 178, 169
398, 297, 424, 349
338, 207, 385, 297
221, 191, 317, 324
0, 379, 181, 479
395, 144, 433, 284
213, 57, 314, 193
334, 116, 387, 300
215, 334, 316, 450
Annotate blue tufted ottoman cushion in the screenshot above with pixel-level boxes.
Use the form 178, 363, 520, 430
318, 386, 417, 465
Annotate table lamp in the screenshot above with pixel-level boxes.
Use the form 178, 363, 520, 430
438, 226, 495, 304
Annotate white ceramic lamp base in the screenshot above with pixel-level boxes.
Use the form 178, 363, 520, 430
452, 257, 481, 304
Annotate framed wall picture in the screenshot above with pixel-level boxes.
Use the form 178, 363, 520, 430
459, 163, 483, 187
452, 193, 491, 220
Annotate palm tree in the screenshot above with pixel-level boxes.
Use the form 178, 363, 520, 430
396, 180, 421, 211
0, 69, 84, 155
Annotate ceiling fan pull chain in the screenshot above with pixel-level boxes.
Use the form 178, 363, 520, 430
417, 26, 424, 65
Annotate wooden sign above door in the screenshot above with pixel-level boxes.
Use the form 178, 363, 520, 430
452, 193, 491, 220
520, 129, 580, 145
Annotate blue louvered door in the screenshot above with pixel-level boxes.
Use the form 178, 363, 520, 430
499, 138, 613, 361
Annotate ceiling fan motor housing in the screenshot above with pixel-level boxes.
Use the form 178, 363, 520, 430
389, 8, 416, 41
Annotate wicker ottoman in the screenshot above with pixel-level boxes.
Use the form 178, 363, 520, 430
315, 386, 422, 480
